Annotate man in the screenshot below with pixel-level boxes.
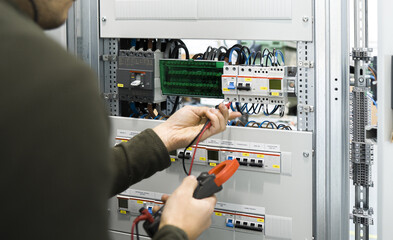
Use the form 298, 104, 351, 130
0, 0, 241, 240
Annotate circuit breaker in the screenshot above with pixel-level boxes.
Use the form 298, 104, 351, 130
222, 66, 297, 105
117, 49, 166, 103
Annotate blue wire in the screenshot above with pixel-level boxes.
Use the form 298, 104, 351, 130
229, 47, 248, 64
246, 104, 254, 115
154, 115, 161, 120
230, 103, 236, 112
275, 50, 285, 65
249, 52, 256, 65
131, 39, 137, 47
140, 114, 148, 119
129, 102, 139, 116
367, 95, 378, 107
268, 122, 275, 129
258, 121, 270, 128
129, 113, 134, 118
228, 47, 241, 64
240, 103, 248, 114
245, 121, 256, 126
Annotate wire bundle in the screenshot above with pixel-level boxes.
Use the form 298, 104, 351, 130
230, 102, 284, 117
192, 44, 285, 67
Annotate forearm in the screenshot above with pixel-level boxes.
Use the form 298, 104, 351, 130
110, 128, 171, 196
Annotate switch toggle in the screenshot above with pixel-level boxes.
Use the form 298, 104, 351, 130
131, 80, 141, 86
228, 82, 235, 90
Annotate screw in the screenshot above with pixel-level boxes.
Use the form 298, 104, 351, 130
303, 152, 309, 158
303, 16, 309, 22
359, 77, 364, 83
102, 16, 107, 22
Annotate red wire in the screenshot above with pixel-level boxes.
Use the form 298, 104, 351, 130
131, 220, 137, 240
188, 102, 231, 175
188, 122, 211, 175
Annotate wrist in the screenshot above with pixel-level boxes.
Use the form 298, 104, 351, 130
153, 123, 176, 152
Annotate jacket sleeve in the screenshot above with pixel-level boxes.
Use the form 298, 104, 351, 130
153, 225, 189, 240
110, 128, 171, 196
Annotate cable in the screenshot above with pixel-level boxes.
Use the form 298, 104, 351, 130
276, 50, 285, 65
169, 96, 180, 115
258, 121, 269, 128
147, 104, 157, 119
171, 44, 190, 59
368, 66, 377, 81
182, 120, 210, 176
188, 123, 209, 175
253, 51, 262, 65
245, 121, 257, 126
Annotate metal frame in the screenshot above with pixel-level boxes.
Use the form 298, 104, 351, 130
314, 0, 350, 239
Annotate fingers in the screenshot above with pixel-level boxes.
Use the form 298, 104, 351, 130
175, 175, 198, 196
229, 111, 242, 120
218, 103, 229, 121
161, 194, 170, 202
205, 108, 222, 132
153, 205, 161, 214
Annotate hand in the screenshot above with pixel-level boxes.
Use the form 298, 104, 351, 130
153, 103, 241, 152
159, 176, 217, 240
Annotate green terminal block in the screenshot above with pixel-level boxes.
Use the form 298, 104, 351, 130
160, 59, 225, 98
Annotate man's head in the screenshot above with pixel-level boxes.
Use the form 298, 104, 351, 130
12, 0, 75, 29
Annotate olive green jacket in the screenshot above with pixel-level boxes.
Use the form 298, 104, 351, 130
0, 1, 187, 240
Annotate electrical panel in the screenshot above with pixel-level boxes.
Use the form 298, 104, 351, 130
117, 49, 166, 103
109, 117, 313, 240
222, 66, 297, 105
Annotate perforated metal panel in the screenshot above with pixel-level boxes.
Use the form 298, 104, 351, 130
297, 41, 315, 131
103, 39, 119, 116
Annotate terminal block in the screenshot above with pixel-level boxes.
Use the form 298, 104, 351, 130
117, 50, 166, 103
222, 66, 295, 105
160, 60, 225, 98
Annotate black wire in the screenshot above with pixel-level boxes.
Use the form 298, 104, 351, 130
135, 221, 140, 240
240, 46, 251, 64
235, 103, 241, 113
192, 53, 204, 60
253, 51, 262, 65
225, 44, 242, 61
203, 46, 213, 60
171, 44, 190, 59
266, 52, 274, 67
182, 120, 210, 176
169, 96, 180, 115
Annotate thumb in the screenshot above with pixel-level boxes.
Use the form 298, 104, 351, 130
176, 175, 198, 196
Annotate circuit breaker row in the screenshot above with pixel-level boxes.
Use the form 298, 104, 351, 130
222, 65, 296, 104
174, 146, 281, 174
115, 194, 265, 236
